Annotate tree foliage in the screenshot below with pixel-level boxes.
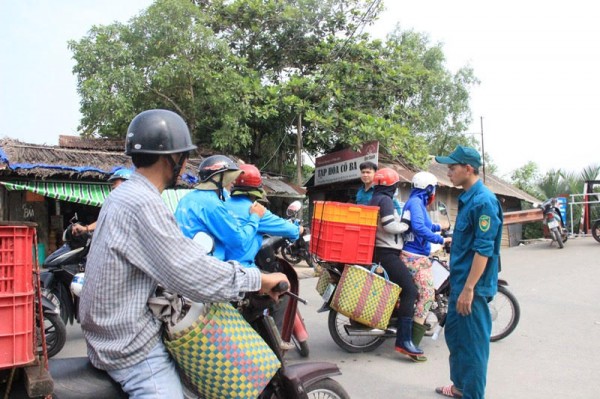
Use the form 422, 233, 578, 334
70, 0, 478, 174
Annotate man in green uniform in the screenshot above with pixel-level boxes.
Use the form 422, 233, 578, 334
434, 145, 503, 399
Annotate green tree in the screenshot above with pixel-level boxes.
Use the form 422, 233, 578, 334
70, 0, 479, 176
69, 0, 256, 152
510, 161, 543, 199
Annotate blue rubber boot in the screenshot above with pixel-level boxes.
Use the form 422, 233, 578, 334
394, 317, 424, 356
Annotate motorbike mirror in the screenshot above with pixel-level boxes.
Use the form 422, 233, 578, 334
437, 202, 448, 216
193, 232, 215, 255
286, 200, 302, 217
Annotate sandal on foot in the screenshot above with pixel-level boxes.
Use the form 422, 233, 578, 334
409, 354, 428, 362
435, 385, 463, 398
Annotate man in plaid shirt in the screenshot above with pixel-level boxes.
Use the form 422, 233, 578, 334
79, 109, 288, 399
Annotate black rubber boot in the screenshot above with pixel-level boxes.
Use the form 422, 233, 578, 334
409, 322, 428, 362
394, 317, 424, 356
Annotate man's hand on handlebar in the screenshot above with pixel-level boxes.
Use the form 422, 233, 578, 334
72, 224, 87, 236
259, 272, 290, 302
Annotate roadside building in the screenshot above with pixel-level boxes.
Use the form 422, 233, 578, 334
0, 136, 304, 261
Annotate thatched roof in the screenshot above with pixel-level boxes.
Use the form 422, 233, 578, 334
0, 136, 305, 197
0, 137, 131, 180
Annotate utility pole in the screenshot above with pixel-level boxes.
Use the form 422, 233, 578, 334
480, 116, 486, 184
296, 113, 303, 186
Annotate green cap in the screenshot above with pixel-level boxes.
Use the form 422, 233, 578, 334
435, 145, 481, 169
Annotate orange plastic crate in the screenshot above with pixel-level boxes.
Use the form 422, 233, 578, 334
312, 201, 379, 227
310, 219, 376, 265
0, 225, 35, 295
0, 292, 35, 369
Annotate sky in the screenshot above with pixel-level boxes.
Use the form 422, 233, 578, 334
1, 0, 598, 179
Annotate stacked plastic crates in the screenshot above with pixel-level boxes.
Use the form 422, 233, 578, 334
310, 201, 379, 265
0, 223, 35, 369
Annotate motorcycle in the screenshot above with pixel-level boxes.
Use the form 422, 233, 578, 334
255, 235, 311, 357
591, 219, 600, 243
41, 213, 91, 325
535, 198, 568, 248
279, 201, 319, 269
317, 202, 520, 353
40, 291, 67, 358
48, 245, 350, 399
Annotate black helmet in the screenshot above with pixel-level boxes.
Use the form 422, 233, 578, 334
198, 155, 240, 182
125, 109, 197, 155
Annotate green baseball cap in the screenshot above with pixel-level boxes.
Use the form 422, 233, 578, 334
435, 145, 482, 169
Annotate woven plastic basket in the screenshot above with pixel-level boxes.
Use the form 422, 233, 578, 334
164, 302, 280, 399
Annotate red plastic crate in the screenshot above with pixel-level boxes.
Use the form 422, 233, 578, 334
310, 219, 376, 265
0, 292, 35, 369
0, 225, 35, 295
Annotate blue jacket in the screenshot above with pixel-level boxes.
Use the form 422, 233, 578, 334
450, 180, 503, 298
401, 189, 444, 256
225, 195, 300, 268
174, 189, 260, 261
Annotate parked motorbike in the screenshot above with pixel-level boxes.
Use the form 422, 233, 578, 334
40, 291, 67, 358
41, 213, 91, 325
48, 252, 349, 399
279, 201, 319, 269
535, 198, 568, 248
317, 202, 520, 353
591, 219, 600, 243
256, 235, 311, 357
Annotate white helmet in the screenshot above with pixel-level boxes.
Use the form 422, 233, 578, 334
412, 172, 438, 193
70, 273, 85, 297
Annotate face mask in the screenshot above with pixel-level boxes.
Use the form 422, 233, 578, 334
427, 193, 436, 206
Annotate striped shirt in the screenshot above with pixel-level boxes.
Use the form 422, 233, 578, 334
79, 173, 261, 370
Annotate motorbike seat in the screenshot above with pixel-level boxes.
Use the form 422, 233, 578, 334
49, 357, 127, 399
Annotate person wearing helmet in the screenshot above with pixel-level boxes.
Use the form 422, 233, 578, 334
224, 164, 302, 333
434, 145, 502, 399
174, 155, 267, 262
356, 161, 403, 214
400, 171, 452, 362
79, 109, 288, 399
71, 168, 134, 235
368, 167, 423, 358
224, 163, 302, 268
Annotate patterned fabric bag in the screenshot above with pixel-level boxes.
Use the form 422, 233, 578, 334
315, 269, 333, 296
331, 264, 401, 330
163, 302, 280, 399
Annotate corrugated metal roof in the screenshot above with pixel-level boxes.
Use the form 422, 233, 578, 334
427, 162, 541, 203
263, 176, 305, 198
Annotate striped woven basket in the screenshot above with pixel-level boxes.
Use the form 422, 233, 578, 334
164, 302, 280, 399
331, 264, 401, 330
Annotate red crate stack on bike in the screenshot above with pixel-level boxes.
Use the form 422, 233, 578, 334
310, 201, 379, 265
0, 223, 36, 369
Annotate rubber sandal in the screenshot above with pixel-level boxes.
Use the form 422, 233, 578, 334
409, 354, 427, 362
435, 385, 463, 398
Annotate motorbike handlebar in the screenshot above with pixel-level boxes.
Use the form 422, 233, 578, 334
273, 281, 307, 305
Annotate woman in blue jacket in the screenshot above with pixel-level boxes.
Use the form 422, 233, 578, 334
401, 171, 452, 361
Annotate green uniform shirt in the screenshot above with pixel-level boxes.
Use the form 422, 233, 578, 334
449, 179, 503, 298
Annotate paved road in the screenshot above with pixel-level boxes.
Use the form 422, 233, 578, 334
56, 237, 600, 398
